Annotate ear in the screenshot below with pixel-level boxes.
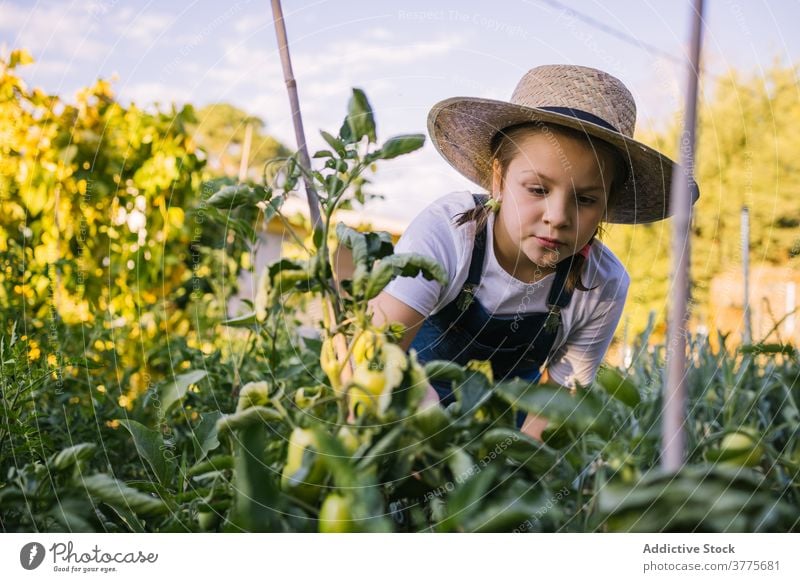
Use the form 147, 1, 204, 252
491, 159, 503, 197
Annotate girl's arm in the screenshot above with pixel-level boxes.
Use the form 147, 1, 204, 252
368, 291, 426, 350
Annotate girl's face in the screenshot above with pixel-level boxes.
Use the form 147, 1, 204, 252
491, 130, 615, 281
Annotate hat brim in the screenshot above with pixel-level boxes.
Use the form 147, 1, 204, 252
428, 97, 699, 225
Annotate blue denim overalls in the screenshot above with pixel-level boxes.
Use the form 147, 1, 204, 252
410, 194, 577, 427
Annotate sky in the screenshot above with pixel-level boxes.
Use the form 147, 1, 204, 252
2, 0, 799, 223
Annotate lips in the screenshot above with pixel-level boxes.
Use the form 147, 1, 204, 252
535, 236, 566, 249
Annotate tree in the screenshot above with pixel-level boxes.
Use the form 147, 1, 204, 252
192, 104, 290, 179
604, 61, 800, 342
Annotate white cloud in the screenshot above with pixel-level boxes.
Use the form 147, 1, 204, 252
364, 26, 394, 41
233, 12, 269, 35
110, 8, 174, 46
292, 35, 463, 78
1, 1, 108, 61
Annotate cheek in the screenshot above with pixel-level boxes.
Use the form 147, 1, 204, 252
578, 207, 604, 233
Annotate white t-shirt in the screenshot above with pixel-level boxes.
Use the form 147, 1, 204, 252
383, 191, 630, 388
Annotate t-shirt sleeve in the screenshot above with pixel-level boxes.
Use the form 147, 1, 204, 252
546, 271, 630, 388
381, 198, 467, 317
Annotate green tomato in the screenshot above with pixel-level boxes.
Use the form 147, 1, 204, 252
281, 428, 327, 502
337, 426, 362, 455
197, 510, 219, 532
719, 431, 764, 468
318, 494, 355, 533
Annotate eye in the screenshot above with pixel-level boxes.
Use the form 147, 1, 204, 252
577, 196, 597, 206
526, 186, 547, 196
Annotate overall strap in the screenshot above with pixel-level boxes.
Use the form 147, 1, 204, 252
546, 257, 574, 309
455, 194, 488, 312
466, 193, 489, 287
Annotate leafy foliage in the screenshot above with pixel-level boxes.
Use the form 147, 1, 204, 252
1, 52, 797, 534
606, 62, 800, 341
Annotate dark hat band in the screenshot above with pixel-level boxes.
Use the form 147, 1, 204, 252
538, 106, 620, 134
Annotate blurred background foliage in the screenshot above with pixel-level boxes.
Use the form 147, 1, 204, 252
605, 63, 800, 343
1, 48, 797, 533
2, 48, 800, 452
0, 48, 283, 440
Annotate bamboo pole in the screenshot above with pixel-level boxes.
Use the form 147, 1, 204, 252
238, 121, 253, 183
269, 0, 351, 389
741, 206, 752, 345
270, 0, 322, 232
661, 0, 705, 472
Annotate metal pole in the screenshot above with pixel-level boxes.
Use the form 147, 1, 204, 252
270, 0, 322, 233
238, 121, 253, 183
661, 0, 705, 472
741, 206, 751, 345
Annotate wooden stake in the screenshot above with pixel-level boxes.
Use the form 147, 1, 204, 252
269, 0, 351, 390
270, 0, 322, 233
661, 0, 705, 472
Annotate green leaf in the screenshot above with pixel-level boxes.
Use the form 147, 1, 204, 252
160, 370, 207, 415
597, 465, 791, 532
227, 419, 283, 532
460, 481, 551, 532
423, 360, 465, 383
117, 419, 177, 487
52, 443, 97, 471
413, 403, 453, 448
336, 222, 368, 276
480, 428, 562, 477
380, 134, 425, 159
82, 474, 169, 517
438, 450, 498, 531
49, 497, 95, 532
494, 380, 614, 439
740, 343, 795, 355
187, 454, 234, 478
311, 427, 393, 532
207, 184, 265, 209
594, 365, 641, 408
364, 230, 395, 261
215, 406, 283, 433
102, 503, 146, 533
259, 195, 283, 223
268, 258, 306, 280
192, 411, 223, 461
221, 312, 258, 328
320, 130, 345, 155
455, 371, 493, 416
325, 173, 344, 198
338, 116, 353, 143
346, 88, 376, 143
336, 223, 395, 265
363, 253, 448, 300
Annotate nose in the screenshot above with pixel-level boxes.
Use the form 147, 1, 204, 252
542, 192, 572, 229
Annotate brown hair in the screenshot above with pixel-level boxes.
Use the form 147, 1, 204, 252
455, 122, 628, 292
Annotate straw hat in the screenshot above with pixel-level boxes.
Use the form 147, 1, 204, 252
427, 65, 699, 224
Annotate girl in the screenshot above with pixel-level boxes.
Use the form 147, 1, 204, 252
369, 65, 698, 437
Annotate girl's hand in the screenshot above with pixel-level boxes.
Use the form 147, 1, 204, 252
419, 382, 441, 408
521, 413, 548, 441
